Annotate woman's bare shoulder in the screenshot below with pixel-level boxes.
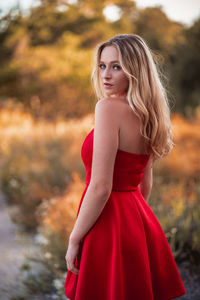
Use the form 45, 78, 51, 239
94, 98, 128, 133
96, 97, 130, 110
96, 98, 141, 128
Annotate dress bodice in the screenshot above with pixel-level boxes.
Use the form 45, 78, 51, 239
81, 128, 150, 192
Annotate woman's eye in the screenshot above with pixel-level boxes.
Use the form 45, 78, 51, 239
113, 65, 121, 70
98, 64, 121, 70
99, 64, 105, 69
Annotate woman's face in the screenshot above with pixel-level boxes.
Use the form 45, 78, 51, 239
99, 46, 129, 98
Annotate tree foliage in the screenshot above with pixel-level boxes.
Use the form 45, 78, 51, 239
0, 0, 199, 120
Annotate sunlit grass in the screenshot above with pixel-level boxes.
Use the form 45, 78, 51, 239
0, 104, 94, 153
0, 103, 94, 231
157, 110, 200, 177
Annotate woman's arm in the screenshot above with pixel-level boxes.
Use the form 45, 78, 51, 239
69, 99, 121, 244
139, 155, 153, 202
69, 183, 110, 244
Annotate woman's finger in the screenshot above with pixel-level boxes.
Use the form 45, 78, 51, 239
71, 266, 79, 274
68, 259, 79, 274
66, 260, 70, 271
68, 259, 72, 271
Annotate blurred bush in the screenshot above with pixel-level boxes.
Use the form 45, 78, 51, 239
149, 108, 200, 263
0, 104, 94, 231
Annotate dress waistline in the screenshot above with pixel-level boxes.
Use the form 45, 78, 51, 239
85, 181, 138, 192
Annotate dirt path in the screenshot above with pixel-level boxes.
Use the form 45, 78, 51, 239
0, 192, 67, 300
0, 192, 36, 299
0, 193, 52, 300
176, 260, 200, 300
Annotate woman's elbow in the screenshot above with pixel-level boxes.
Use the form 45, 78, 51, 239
139, 182, 152, 202
89, 180, 111, 198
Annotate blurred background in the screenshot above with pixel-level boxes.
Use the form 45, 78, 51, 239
0, 0, 199, 299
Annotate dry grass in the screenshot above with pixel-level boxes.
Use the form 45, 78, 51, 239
158, 111, 200, 177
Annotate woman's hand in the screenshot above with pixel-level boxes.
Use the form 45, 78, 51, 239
65, 239, 80, 275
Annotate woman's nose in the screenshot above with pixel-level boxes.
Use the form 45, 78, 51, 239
103, 67, 111, 79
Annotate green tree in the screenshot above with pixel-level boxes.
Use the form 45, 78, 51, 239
169, 18, 200, 117
0, 0, 199, 119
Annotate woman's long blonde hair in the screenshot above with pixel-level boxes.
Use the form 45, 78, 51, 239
91, 34, 174, 162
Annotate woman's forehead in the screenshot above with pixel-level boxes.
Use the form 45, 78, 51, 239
100, 46, 119, 61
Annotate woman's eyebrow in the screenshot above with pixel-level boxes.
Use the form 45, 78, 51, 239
99, 60, 120, 63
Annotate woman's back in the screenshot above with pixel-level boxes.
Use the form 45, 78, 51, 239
111, 97, 149, 155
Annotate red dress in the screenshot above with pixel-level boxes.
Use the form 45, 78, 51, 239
64, 128, 186, 300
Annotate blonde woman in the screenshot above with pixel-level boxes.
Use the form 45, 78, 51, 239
64, 34, 186, 300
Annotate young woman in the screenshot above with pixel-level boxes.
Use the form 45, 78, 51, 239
64, 34, 186, 300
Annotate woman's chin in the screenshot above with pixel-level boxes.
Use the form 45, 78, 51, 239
105, 91, 117, 96
105, 92, 126, 98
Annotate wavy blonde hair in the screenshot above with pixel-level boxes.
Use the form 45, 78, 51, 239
91, 34, 174, 162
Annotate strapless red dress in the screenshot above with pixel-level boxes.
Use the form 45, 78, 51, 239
64, 128, 186, 300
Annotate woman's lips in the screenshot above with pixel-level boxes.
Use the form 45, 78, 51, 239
104, 83, 113, 89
